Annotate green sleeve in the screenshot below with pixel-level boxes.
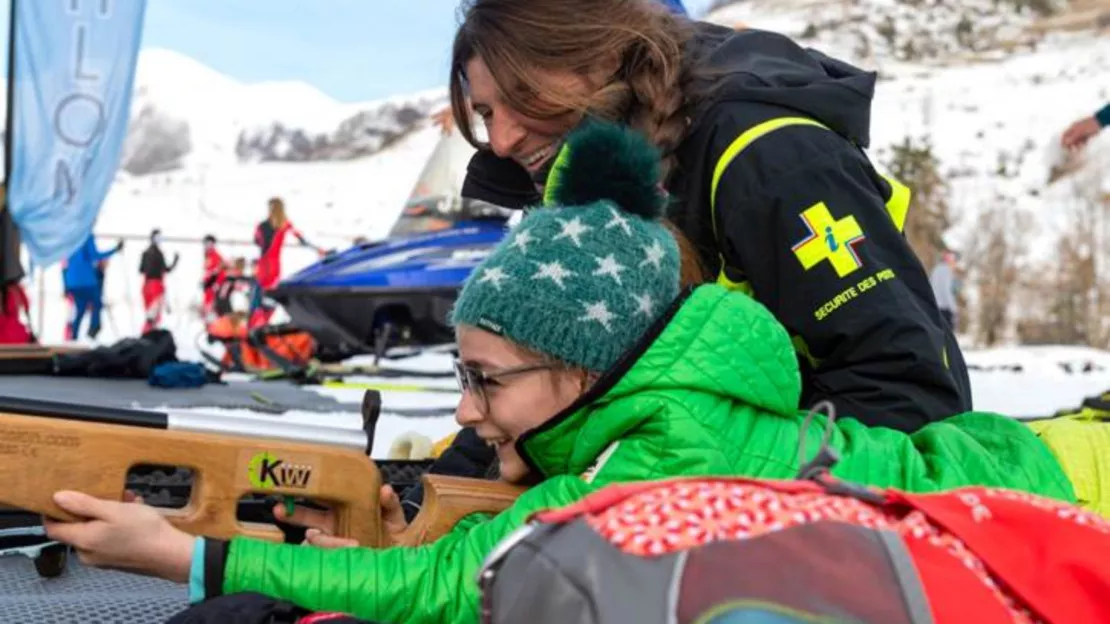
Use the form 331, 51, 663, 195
222, 475, 593, 624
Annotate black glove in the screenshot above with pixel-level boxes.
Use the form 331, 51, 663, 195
115, 240, 125, 251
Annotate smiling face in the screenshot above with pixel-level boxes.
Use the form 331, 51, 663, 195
453, 325, 590, 483
464, 56, 593, 178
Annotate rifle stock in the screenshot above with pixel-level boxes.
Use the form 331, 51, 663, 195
0, 409, 525, 548
394, 475, 526, 547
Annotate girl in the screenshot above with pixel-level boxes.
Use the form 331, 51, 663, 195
44, 125, 1075, 624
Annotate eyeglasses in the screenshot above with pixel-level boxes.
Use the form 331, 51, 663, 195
453, 359, 554, 415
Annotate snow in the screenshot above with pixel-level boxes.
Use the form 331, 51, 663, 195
130, 47, 364, 150
965, 345, 1110, 418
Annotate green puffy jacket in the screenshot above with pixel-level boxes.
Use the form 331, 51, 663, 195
212, 285, 1074, 623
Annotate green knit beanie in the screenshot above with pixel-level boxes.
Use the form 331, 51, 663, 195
450, 122, 681, 373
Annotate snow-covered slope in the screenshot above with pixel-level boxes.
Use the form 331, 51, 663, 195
0, 48, 448, 175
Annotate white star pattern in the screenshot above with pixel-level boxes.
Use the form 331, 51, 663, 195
639, 239, 666, 271
591, 254, 628, 286
509, 229, 535, 254
631, 292, 655, 317
531, 261, 576, 290
476, 266, 509, 291
579, 300, 617, 332
604, 206, 632, 236
552, 217, 593, 247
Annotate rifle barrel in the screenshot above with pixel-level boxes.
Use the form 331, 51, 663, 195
0, 395, 369, 453
0, 395, 167, 428
166, 411, 367, 452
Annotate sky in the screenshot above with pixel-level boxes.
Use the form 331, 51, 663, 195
0, 0, 718, 103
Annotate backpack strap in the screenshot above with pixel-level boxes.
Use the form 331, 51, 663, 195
708, 116, 912, 295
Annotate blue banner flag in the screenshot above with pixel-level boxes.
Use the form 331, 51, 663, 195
6, 0, 147, 268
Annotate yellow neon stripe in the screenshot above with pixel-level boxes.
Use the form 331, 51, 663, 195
715, 266, 753, 296
882, 174, 912, 232
542, 143, 573, 207
710, 116, 829, 239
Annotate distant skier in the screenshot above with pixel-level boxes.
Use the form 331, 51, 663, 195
251, 197, 321, 326
139, 229, 179, 334
63, 233, 123, 341
201, 234, 226, 322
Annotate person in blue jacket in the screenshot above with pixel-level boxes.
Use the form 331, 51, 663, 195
63, 234, 123, 340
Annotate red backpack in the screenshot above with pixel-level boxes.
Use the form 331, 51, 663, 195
478, 408, 1109, 624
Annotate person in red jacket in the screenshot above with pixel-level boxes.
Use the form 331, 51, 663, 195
201, 234, 225, 322
0, 282, 33, 344
251, 197, 319, 327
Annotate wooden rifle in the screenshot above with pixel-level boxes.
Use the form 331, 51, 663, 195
0, 391, 523, 554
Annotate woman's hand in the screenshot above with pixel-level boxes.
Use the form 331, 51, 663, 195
274, 484, 408, 549
42, 491, 194, 583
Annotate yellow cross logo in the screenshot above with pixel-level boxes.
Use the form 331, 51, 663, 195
791, 203, 866, 278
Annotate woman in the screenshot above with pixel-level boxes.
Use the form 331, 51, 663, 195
254, 197, 317, 291
252, 197, 318, 326
43, 125, 1075, 624
450, 0, 970, 432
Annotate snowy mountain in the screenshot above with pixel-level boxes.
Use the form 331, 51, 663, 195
22, 48, 452, 175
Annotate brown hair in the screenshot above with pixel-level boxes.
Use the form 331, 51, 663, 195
267, 197, 287, 229
450, 0, 699, 181
663, 220, 707, 287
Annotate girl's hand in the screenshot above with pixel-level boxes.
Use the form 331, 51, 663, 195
43, 491, 194, 583
274, 484, 409, 549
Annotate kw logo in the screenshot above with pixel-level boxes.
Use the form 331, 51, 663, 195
791, 202, 866, 278
247, 452, 313, 490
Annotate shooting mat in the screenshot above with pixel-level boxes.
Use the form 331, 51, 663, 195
0, 556, 187, 623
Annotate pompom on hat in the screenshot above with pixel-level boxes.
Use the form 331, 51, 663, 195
450, 121, 681, 373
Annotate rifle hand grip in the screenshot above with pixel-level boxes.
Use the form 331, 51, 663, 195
393, 475, 525, 547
